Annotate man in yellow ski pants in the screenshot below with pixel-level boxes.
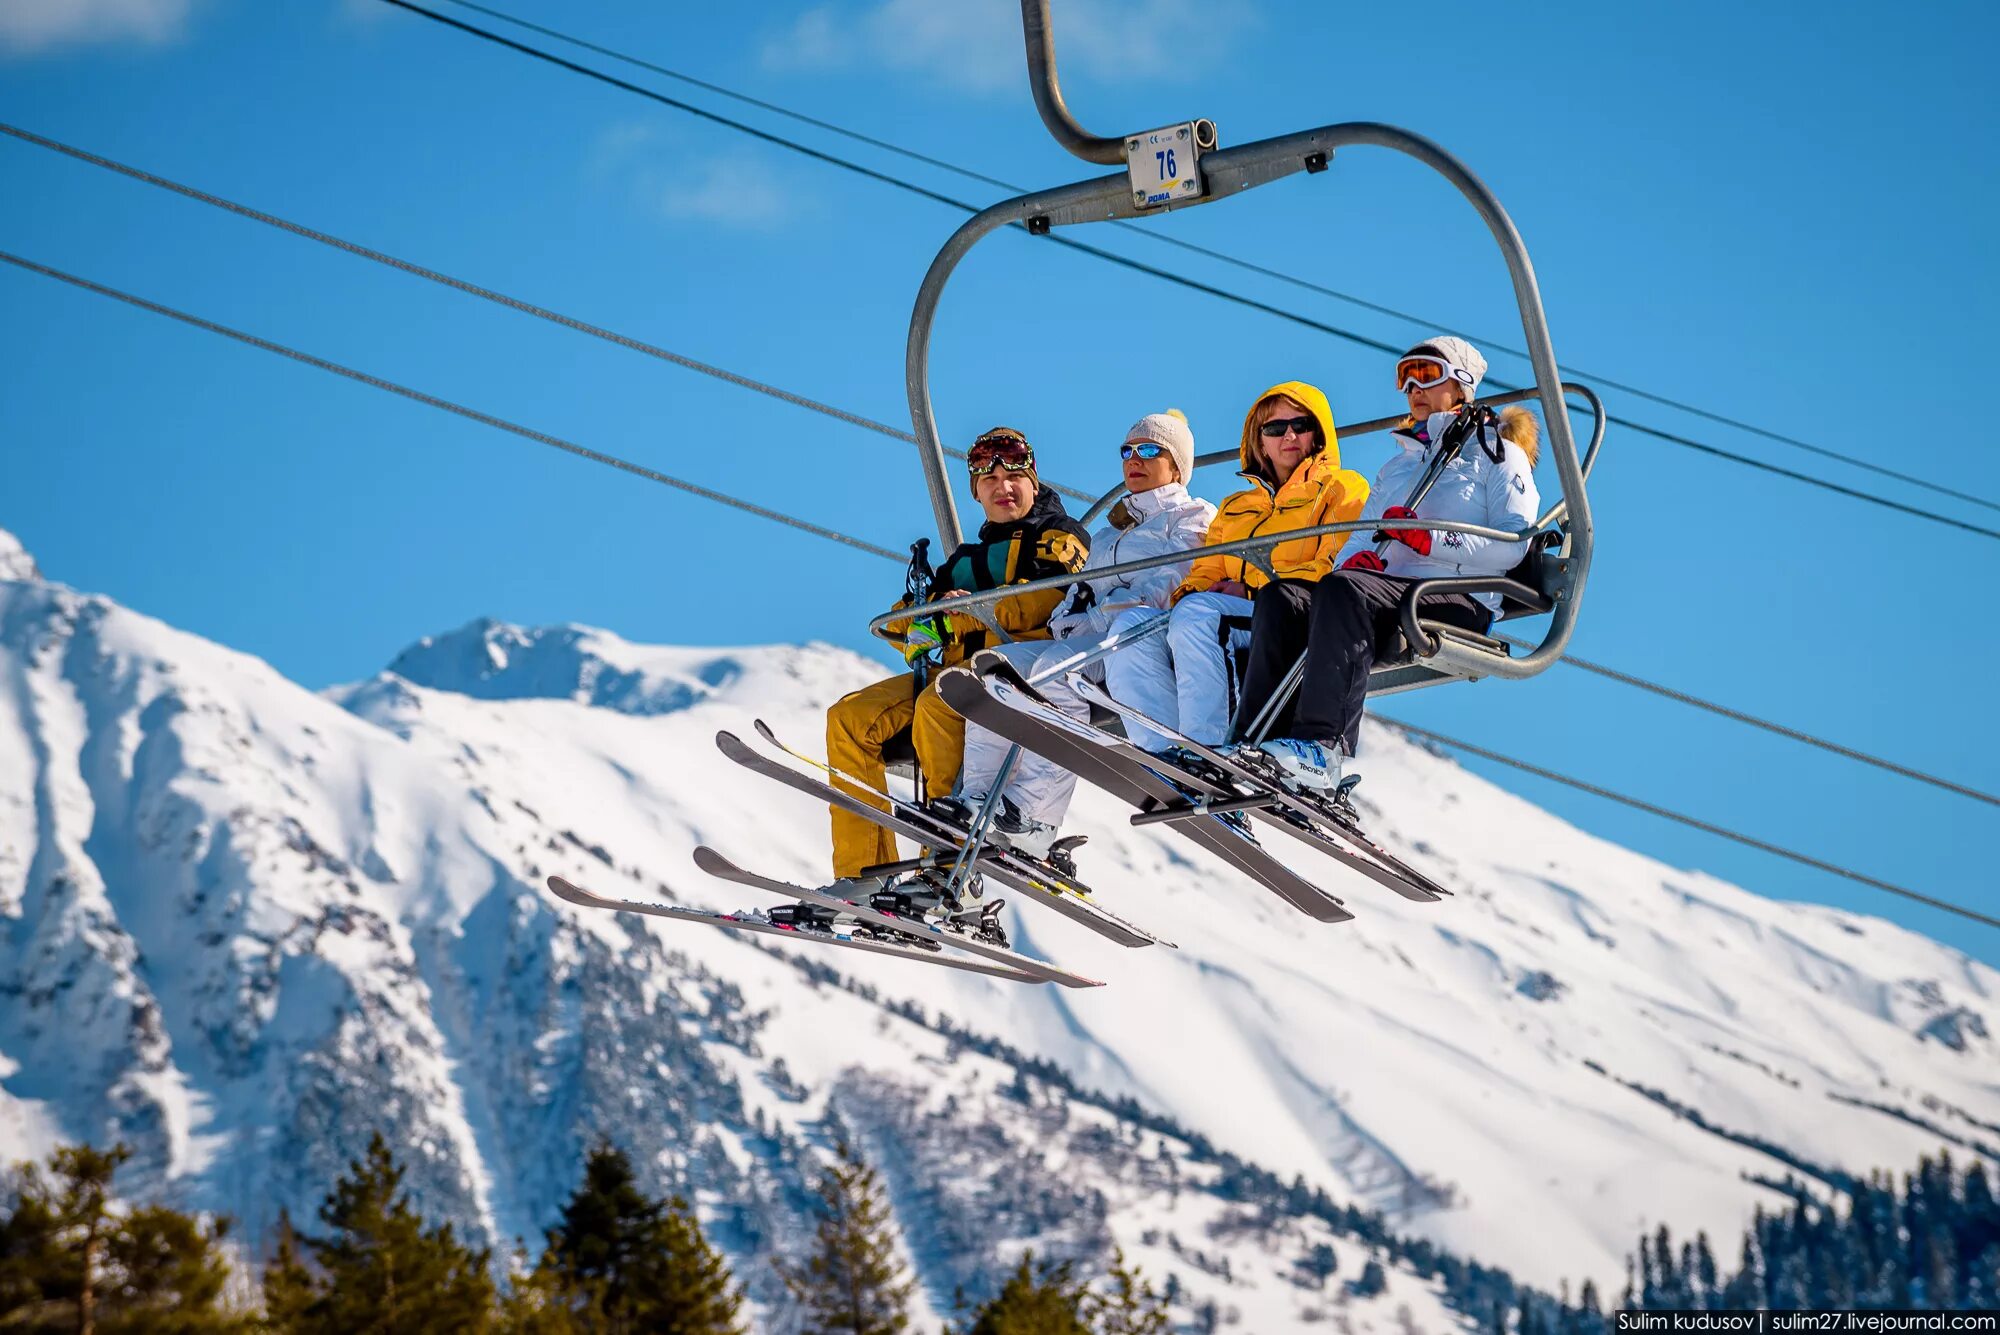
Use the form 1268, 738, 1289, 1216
826, 427, 1089, 879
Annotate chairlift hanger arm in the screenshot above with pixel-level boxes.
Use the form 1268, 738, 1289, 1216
1020, 0, 1124, 165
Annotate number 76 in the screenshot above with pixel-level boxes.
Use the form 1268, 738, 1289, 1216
1155, 147, 1178, 179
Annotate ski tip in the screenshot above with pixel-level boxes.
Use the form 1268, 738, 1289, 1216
546, 875, 596, 905
752, 718, 780, 743
690, 845, 736, 878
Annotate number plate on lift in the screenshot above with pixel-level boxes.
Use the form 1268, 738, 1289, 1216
1126, 123, 1203, 209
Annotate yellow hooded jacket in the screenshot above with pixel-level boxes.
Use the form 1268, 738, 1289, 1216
1173, 380, 1371, 602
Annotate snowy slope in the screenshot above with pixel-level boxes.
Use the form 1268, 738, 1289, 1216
1, 525, 1994, 1326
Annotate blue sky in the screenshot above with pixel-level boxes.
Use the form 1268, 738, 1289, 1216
4, 0, 1997, 964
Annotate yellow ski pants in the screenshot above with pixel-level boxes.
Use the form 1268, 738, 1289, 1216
825, 672, 965, 879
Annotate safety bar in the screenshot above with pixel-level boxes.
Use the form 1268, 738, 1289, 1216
907, 123, 1592, 686
867, 515, 1533, 647
1396, 576, 1552, 659
1080, 381, 1606, 530
1019, 0, 1125, 164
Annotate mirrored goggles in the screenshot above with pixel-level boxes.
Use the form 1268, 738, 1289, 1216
1119, 442, 1168, 461
1397, 356, 1473, 394
967, 437, 1035, 477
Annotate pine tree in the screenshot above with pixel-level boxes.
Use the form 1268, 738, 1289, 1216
260, 1211, 316, 1332
956, 1253, 1089, 1335
775, 1141, 912, 1335
0, 1161, 64, 1328
284, 1133, 495, 1334
532, 1144, 741, 1334
55, 1142, 127, 1334
1084, 1249, 1170, 1335
0, 1142, 246, 1335
494, 1246, 581, 1335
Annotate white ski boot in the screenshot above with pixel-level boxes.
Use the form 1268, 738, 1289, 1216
992, 798, 1061, 862
1242, 738, 1342, 794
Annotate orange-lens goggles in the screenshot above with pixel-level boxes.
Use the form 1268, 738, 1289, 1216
1396, 356, 1455, 392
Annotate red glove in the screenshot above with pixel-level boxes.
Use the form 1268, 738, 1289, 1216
1341, 550, 1386, 572
1374, 505, 1432, 556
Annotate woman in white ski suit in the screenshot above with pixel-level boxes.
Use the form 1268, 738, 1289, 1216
956, 411, 1215, 853
1103, 380, 1370, 755
1230, 336, 1541, 792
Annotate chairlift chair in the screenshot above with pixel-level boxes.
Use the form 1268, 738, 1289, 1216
874, 0, 1603, 756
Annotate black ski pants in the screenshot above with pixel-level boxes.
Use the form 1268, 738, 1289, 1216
1229, 572, 1492, 757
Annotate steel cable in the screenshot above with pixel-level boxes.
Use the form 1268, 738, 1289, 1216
0, 250, 905, 563
409, 0, 2000, 524
4, 164, 1986, 810
0, 122, 1099, 506
1496, 635, 1998, 808
7, 248, 1989, 930
1383, 717, 1999, 931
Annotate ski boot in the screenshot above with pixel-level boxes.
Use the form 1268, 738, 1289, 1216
940, 898, 1010, 950
869, 867, 979, 925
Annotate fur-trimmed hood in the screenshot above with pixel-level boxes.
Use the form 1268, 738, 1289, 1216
1497, 406, 1541, 467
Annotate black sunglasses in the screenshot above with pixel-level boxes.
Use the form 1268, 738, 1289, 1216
1258, 415, 1318, 439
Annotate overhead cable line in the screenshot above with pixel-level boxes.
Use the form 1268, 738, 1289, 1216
0, 122, 1094, 507
9, 251, 1988, 932
1497, 635, 1999, 808
1384, 717, 1999, 931
426, 0, 2000, 519
10, 119, 1989, 809
0, 250, 904, 563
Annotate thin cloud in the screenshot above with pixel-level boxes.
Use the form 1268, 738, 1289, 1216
660, 157, 789, 230
760, 0, 1252, 93
0, 0, 194, 55
585, 124, 789, 229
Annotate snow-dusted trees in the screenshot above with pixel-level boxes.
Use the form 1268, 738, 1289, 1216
775, 1141, 913, 1335
0, 1141, 247, 1334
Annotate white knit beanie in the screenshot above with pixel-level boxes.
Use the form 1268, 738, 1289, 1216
1406, 335, 1488, 397
1125, 409, 1195, 483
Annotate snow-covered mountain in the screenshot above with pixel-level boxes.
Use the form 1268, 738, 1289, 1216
2, 526, 1993, 1329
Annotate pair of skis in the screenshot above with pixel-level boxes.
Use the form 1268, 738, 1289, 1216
548, 719, 1145, 988
937, 653, 1449, 912
547, 860, 1094, 987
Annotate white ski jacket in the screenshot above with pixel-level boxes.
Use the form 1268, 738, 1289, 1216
1364, 407, 1542, 613
1049, 482, 1216, 641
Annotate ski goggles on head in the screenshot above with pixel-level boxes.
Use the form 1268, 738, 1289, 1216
1119, 441, 1168, 461
967, 433, 1035, 477
1397, 355, 1476, 394
1257, 415, 1318, 439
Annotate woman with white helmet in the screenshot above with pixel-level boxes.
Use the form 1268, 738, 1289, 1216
1227, 336, 1542, 794
950, 410, 1216, 860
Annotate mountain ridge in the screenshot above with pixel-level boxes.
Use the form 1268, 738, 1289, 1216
1, 524, 1992, 1326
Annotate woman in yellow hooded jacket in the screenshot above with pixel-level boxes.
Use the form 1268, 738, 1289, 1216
1102, 381, 1369, 755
